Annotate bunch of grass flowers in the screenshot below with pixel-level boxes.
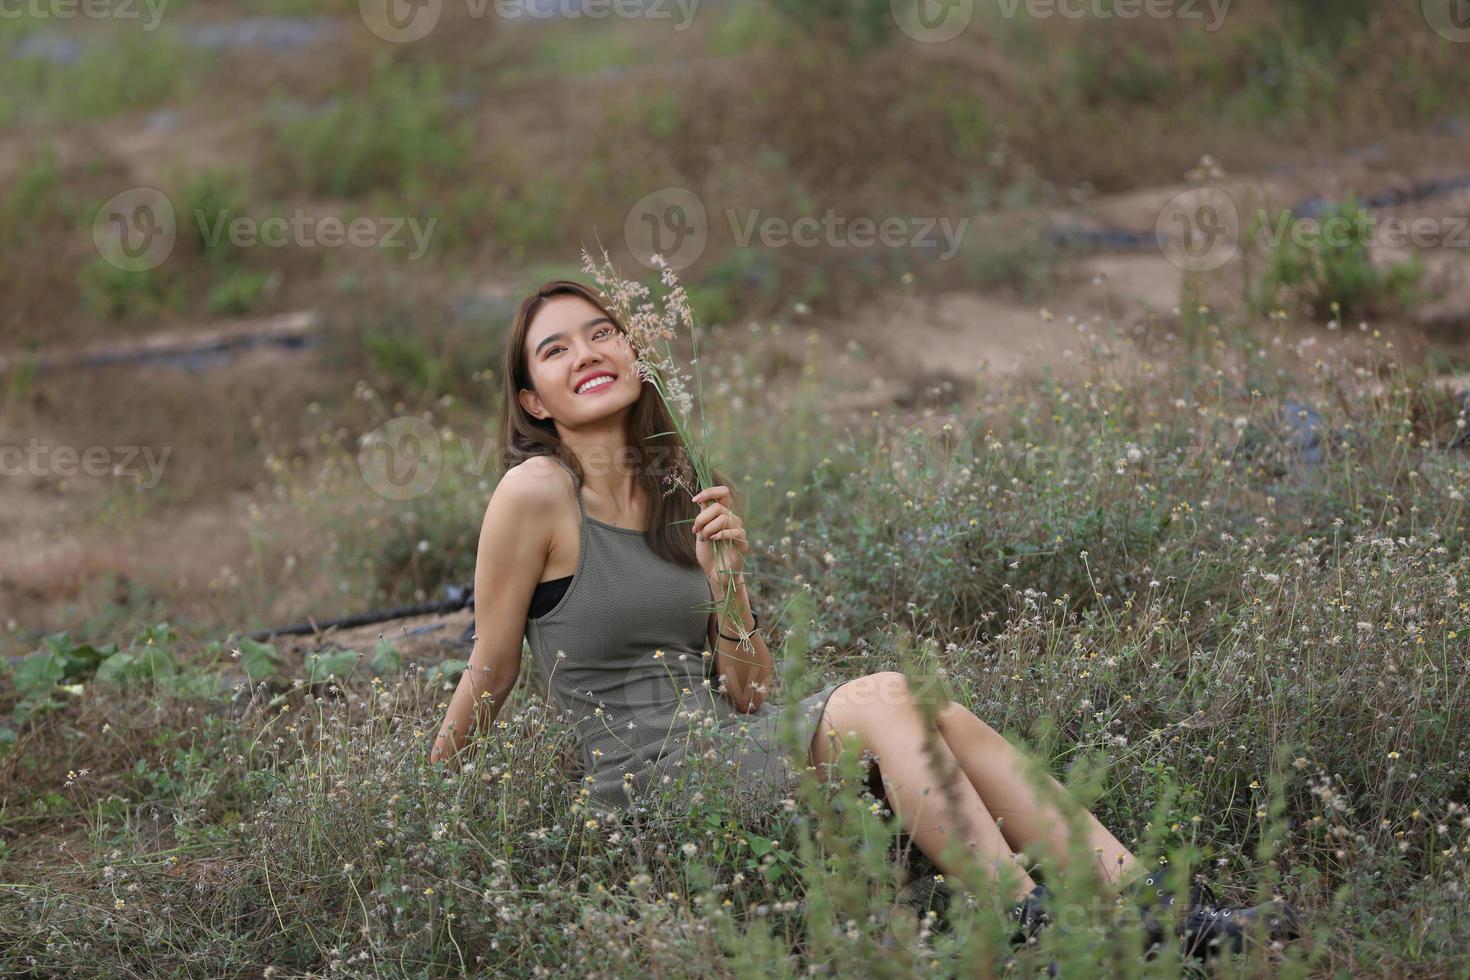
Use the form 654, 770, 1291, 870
579, 244, 758, 652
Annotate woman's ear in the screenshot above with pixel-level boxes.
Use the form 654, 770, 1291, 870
518, 387, 546, 421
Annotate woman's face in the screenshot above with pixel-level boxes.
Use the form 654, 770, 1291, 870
519, 294, 640, 427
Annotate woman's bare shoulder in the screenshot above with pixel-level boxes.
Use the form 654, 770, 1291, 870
492, 456, 576, 520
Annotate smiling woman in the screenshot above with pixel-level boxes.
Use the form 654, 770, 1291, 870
428, 278, 850, 822
428, 278, 1304, 961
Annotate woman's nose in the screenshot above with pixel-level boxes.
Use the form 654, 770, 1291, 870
572, 345, 603, 370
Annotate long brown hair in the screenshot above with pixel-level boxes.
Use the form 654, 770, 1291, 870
498, 279, 727, 571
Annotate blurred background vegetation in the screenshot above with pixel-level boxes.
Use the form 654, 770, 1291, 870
1, 1, 1469, 974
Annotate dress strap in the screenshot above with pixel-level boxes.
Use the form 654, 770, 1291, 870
544, 454, 587, 522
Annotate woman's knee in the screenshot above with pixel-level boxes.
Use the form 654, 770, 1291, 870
864, 670, 911, 709
859, 670, 952, 717
936, 700, 1004, 741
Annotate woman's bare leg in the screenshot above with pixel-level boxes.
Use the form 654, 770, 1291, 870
934, 700, 1146, 889
808, 672, 1037, 903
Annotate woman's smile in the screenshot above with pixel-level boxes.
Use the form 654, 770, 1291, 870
575, 370, 618, 395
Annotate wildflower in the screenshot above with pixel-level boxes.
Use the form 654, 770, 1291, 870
114, 899, 125, 910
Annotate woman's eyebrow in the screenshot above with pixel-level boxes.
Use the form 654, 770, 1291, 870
534, 317, 613, 355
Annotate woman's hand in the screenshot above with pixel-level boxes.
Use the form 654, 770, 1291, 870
692, 485, 749, 586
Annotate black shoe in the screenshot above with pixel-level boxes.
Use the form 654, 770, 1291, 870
1010, 883, 1052, 948
1125, 872, 1304, 960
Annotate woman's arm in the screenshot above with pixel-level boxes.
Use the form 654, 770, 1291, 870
431, 461, 556, 768
707, 569, 774, 713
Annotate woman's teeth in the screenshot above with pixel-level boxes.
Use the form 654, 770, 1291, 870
577, 376, 614, 394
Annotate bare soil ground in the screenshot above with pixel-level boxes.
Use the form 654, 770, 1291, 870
4, 117, 1469, 652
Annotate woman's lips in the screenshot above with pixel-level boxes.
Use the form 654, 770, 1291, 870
575, 373, 617, 394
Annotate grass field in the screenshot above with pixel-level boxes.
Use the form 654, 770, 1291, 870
4, 307, 1469, 974
2, 1, 1469, 975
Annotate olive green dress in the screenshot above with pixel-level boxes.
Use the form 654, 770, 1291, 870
523, 455, 846, 821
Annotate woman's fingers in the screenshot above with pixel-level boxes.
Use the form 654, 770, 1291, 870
698, 512, 732, 540
692, 485, 732, 506
693, 502, 722, 536
715, 527, 749, 551
695, 502, 744, 536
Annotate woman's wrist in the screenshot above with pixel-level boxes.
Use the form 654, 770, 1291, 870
713, 580, 757, 639
710, 572, 748, 606
716, 606, 758, 642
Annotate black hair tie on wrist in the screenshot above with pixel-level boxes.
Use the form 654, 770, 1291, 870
717, 608, 759, 643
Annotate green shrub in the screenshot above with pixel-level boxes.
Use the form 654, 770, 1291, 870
768, 0, 897, 56
1247, 199, 1424, 321
264, 58, 474, 200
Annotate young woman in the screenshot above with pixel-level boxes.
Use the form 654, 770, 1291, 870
430, 280, 1302, 958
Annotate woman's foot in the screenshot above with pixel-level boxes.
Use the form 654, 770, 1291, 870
1124, 872, 1304, 960
1010, 883, 1052, 947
